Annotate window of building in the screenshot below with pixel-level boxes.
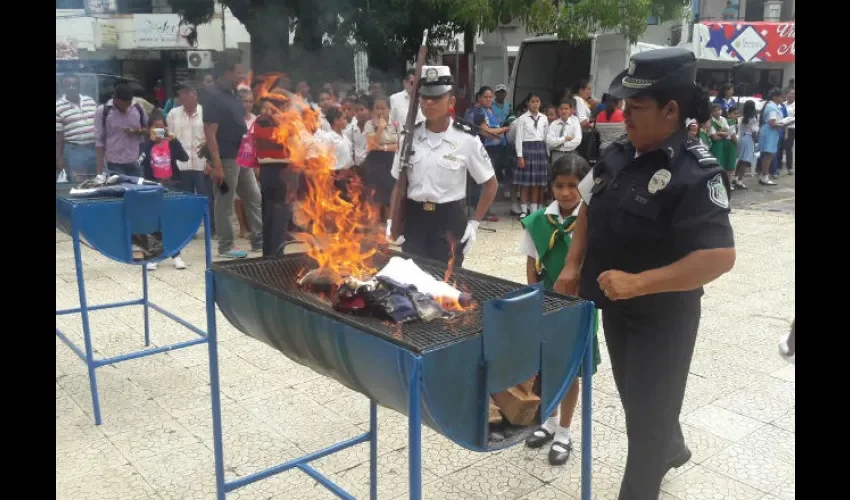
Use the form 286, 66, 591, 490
647, 16, 658, 25
117, 0, 154, 14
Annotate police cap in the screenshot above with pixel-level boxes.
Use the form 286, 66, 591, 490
419, 66, 453, 97
608, 48, 698, 99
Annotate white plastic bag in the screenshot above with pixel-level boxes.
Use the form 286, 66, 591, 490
56, 169, 68, 183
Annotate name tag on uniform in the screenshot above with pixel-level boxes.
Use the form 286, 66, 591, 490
443, 154, 458, 161
578, 168, 595, 205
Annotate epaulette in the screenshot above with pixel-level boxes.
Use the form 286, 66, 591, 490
685, 141, 720, 167
452, 120, 477, 136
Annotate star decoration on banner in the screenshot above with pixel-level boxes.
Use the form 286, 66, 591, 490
706, 25, 730, 57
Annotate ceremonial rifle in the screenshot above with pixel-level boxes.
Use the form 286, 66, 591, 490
389, 30, 428, 241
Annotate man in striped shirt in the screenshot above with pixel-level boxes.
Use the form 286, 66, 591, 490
56, 74, 97, 182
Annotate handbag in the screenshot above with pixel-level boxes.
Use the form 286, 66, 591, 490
237, 123, 258, 168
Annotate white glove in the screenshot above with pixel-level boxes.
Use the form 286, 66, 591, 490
460, 220, 480, 256
385, 219, 406, 246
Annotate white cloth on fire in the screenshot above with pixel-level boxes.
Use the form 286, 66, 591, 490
377, 256, 462, 302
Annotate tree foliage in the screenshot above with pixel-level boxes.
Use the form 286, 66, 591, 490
433, 0, 689, 44
167, 0, 689, 80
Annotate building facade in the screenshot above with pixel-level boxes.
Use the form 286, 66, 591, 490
56, 0, 251, 103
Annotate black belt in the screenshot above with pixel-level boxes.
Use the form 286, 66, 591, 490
407, 199, 465, 213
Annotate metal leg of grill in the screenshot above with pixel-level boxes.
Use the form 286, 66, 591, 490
370, 399, 378, 500
581, 322, 594, 500
75, 226, 102, 425
408, 356, 423, 500
142, 264, 151, 347
55, 210, 214, 426
207, 269, 228, 500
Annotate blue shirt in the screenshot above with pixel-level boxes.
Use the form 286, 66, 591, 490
491, 102, 511, 125
472, 106, 506, 146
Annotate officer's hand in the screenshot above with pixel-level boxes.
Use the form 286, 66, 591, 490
554, 266, 580, 296
385, 219, 405, 246
460, 220, 479, 256
597, 270, 643, 301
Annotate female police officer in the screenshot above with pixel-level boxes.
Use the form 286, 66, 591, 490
386, 66, 498, 267
555, 48, 736, 500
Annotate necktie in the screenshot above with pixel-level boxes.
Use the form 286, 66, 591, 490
559, 121, 566, 137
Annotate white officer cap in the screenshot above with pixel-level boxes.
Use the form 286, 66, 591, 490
419, 66, 453, 97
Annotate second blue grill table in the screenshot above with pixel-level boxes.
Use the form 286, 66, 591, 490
209, 253, 596, 500
55, 184, 212, 425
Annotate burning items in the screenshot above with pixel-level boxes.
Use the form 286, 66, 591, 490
297, 256, 473, 323
69, 174, 162, 198
334, 276, 452, 323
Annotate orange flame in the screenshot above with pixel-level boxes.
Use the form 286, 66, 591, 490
256, 73, 383, 282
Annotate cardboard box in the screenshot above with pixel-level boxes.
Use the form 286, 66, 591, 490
488, 396, 503, 425
491, 385, 541, 426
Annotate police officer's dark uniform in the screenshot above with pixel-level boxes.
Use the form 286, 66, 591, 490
580, 49, 735, 500
388, 66, 496, 267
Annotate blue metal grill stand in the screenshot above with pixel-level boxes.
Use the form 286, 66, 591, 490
205, 264, 596, 500
55, 187, 212, 425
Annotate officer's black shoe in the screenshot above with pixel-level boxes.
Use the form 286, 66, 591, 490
667, 446, 692, 470
525, 428, 554, 449
548, 440, 573, 466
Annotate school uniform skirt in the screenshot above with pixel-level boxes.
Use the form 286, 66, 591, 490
737, 133, 756, 164
514, 140, 549, 187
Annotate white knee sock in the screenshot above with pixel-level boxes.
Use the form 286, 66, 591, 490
521, 203, 529, 213
554, 426, 572, 445
530, 203, 539, 212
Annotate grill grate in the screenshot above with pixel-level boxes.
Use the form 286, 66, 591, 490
56, 185, 188, 205
213, 252, 584, 353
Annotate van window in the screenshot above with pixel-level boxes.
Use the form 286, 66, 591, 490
510, 40, 592, 111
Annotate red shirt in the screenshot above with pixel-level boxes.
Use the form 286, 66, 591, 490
595, 108, 624, 123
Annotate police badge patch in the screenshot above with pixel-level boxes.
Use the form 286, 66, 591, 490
707, 173, 729, 209
479, 143, 490, 162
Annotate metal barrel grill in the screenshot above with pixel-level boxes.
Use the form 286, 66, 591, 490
212, 252, 595, 452
56, 184, 207, 264
56, 184, 212, 426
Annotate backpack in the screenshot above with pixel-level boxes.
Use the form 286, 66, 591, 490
101, 102, 146, 136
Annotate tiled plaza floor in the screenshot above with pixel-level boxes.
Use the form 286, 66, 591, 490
56, 208, 794, 500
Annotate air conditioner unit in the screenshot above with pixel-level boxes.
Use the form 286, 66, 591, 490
187, 50, 213, 69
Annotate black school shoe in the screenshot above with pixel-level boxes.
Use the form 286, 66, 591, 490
525, 428, 554, 449
548, 440, 573, 466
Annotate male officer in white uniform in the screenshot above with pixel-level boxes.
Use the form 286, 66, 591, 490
387, 66, 498, 268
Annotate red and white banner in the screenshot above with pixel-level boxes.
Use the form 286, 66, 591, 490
695, 21, 795, 63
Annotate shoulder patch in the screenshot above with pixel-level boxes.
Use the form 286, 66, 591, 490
707, 173, 729, 209
686, 143, 720, 167
452, 119, 477, 136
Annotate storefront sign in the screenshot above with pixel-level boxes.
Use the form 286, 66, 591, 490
97, 19, 118, 48
134, 14, 198, 49
695, 21, 795, 63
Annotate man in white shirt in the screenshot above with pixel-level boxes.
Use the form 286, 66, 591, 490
166, 81, 214, 230
344, 96, 371, 169
389, 69, 425, 129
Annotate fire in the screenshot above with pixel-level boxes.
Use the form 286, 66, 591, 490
255, 74, 383, 282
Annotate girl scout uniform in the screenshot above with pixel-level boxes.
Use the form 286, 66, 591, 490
390, 66, 496, 267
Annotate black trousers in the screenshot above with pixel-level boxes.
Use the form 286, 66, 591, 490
602, 301, 700, 500
259, 164, 294, 257
401, 199, 467, 268
781, 128, 795, 170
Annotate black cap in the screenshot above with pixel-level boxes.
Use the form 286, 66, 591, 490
608, 48, 697, 99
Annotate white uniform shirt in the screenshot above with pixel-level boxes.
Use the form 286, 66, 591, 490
574, 96, 592, 123
519, 201, 581, 259
315, 129, 354, 171
389, 90, 425, 128
784, 101, 795, 129
166, 105, 206, 172
344, 118, 369, 165
545, 115, 583, 153
514, 111, 549, 157
391, 121, 495, 203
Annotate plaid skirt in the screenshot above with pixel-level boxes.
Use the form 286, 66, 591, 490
514, 141, 549, 187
